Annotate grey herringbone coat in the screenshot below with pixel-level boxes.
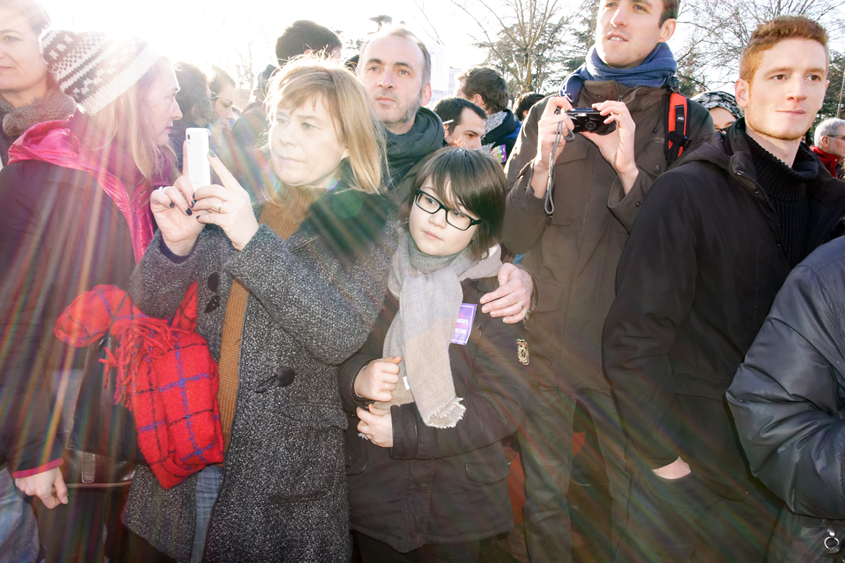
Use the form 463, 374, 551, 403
122, 189, 397, 563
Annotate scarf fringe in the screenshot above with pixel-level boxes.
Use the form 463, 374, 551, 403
101, 317, 179, 410
422, 397, 466, 429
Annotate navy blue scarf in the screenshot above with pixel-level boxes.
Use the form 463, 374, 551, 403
560, 43, 677, 104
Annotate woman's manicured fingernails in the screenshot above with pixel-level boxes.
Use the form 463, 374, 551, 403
186, 208, 192, 216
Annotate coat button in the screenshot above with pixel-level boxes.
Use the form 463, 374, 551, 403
276, 366, 296, 387
653, 165, 661, 173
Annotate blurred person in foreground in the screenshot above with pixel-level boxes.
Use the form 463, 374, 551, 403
1, 29, 182, 562
727, 232, 845, 563
0, 4, 75, 560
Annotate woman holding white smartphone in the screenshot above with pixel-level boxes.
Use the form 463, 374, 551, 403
123, 57, 397, 563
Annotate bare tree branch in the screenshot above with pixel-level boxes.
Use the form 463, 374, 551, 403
412, 0, 447, 46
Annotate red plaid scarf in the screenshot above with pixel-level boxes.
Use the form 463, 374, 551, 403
55, 283, 224, 489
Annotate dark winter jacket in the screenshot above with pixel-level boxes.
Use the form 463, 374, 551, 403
123, 188, 398, 563
0, 160, 135, 474
482, 109, 520, 164
728, 236, 845, 563
603, 120, 845, 497
503, 83, 713, 393
384, 107, 445, 191
339, 277, 531, 553
0, 113, 164, 474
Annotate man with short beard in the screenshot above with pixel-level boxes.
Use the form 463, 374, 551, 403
357, 27, 444, 191
359, 26, 535, 325
603, 15, 845, 562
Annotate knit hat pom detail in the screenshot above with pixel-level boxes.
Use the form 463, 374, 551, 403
42, 30, 160, 116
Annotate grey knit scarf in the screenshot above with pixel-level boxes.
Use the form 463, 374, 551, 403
0, 88, 77, 139
376, 232, 501, 428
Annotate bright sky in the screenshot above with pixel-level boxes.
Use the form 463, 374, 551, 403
38, 0, 488, 88
37, 0, 845, 97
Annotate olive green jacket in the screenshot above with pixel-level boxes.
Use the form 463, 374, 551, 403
503, 81, 713, 393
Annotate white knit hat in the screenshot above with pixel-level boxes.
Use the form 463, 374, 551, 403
41, 31, 160, 116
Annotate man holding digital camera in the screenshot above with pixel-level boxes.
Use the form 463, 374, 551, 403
502, 1, 713, 561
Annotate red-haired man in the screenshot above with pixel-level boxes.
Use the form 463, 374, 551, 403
604, 15, 845, 562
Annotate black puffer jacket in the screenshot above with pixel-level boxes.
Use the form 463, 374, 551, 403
728, 236, 845, 563
603, 120, 845, 493
339, 277, 531, 553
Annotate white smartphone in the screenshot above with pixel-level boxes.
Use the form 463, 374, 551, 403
185, 128, 211, 189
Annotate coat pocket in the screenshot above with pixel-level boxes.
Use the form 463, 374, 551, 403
636, 136, 669, 181
465, 457, 510, 484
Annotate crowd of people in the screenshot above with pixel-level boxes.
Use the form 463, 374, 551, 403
1, 0, 844, 562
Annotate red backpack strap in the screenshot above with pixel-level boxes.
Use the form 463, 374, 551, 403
665, 92, 689, 164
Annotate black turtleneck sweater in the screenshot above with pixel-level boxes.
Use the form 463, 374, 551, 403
744, 131, 818, 267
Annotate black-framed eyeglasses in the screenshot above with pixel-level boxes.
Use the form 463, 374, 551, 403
414, 189, 481, 231
829, 135, 845, 140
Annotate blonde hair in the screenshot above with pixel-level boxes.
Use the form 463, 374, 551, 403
264, 57, 385, 200
80, 58, 176, 186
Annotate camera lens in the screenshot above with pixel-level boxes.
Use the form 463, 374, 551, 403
585, 121, 596, 131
